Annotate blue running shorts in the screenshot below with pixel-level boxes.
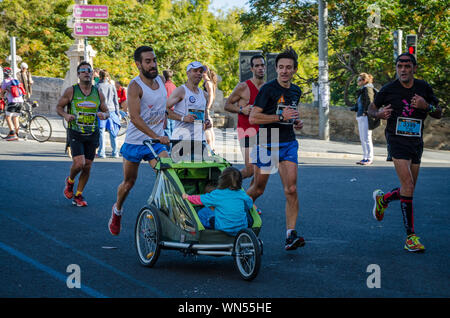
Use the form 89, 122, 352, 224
251, 139, 299, 168
120, 142, 168, 163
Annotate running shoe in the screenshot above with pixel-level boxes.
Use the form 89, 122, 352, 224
285, 230, 305, 251
72, 194, 88, 207
63, 177, 74, 199
404, 234, 425, 253
6, 132, 18, 141
108, 205, 122, 236
372, 189, 387, 221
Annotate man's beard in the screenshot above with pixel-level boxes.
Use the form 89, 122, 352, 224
79, 77, 92, 85
142, 68, 158, 79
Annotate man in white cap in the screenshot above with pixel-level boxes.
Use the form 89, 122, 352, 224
166, 61, 211, 159
17, 62, 33, 100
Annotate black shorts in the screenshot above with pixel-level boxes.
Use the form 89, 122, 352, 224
68, 129, 99, 161
6, 102, 23, 114
386, 133, 423, 164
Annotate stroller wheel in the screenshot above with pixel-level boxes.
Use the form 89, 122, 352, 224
135, 206, 162, 267
233, 228, 261, 281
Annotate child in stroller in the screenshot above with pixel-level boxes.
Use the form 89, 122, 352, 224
182, 167, 253, 236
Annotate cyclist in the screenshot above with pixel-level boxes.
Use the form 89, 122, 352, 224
1, 67, 24, 141
56, 61, 109, 207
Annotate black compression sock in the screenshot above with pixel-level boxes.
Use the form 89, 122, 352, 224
400, 195, 414, 235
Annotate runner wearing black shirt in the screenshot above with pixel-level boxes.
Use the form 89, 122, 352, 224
247, 47, 305, 251
368, 53, 442, 252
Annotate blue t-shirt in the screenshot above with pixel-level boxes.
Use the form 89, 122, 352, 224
200, 188, 253, 235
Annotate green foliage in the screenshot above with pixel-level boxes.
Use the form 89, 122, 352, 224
241, 0, 449, 112
0, 0, 447, 112
0, 0, 264, 95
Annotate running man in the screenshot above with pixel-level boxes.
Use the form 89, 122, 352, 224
109, 46, 169, 236
224, 54, 266, 180
166, 61, 211, 160
57, 61, 109, 207
368, 52, 442, 253
247, 48, 304, 251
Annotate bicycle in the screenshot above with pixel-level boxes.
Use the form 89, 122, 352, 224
0, 100, 52, 142
62, 110, 129, 136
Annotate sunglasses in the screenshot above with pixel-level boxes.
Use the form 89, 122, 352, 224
78, 68, 92, 73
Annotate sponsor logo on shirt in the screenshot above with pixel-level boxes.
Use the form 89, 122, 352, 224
77, 101, 97, 109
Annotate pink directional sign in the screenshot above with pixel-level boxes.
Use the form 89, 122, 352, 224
74, 22, 109, 37
73, 5, 108, 19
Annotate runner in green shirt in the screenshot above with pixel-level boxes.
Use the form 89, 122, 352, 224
56, 61, 109, 207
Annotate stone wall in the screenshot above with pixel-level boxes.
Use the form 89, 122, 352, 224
215, 99, 450, 150
30, 76, 64, 114
30, 76, 449, 150
295, 103, 450, 150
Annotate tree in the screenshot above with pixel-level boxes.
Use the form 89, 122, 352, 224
240, 0, 449, 111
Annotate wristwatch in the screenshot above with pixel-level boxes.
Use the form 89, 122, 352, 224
279, 114, 284, 122
427, 104, 436, 113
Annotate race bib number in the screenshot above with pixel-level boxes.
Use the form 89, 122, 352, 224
189, 109, 205, 124
276, 104, 297, 125
395, 117, 422, 137
76, 112, 96, 126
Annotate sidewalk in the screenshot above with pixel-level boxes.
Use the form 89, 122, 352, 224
45, 115, 450, 164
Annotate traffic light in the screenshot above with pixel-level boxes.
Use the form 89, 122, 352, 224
393, 30, 403, 61
406, 34, 417, 59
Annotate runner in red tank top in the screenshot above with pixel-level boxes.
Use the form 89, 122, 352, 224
225, 54, 266, 180
238, 79, 260, 139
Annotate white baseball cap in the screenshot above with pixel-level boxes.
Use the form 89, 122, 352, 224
20, 62, 28, 69
186, 61, 206, 72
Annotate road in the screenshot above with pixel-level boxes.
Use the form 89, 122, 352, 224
0, 139, 449, 304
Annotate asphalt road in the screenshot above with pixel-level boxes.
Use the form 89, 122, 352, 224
0, 140, 449, 303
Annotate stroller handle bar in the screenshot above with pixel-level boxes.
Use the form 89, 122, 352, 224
143, 139, 162, 158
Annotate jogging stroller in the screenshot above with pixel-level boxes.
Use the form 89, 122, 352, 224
134, 139, 263, 281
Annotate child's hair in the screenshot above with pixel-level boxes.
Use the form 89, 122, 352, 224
217, 167, 242, 190
204, 181, 217, 193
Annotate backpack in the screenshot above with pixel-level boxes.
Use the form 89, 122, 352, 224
10, 79, 26, 98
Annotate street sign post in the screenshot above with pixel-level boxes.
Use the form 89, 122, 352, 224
74, 22, 109, 37
73, 5, 108, 19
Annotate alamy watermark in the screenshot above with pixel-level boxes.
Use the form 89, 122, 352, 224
66, 264, 81, 289
367, 4, 381, 28
366, 264, 381, 288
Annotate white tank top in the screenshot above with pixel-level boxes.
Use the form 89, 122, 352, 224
172, 84, 206, 141
124, 75, 167, 145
